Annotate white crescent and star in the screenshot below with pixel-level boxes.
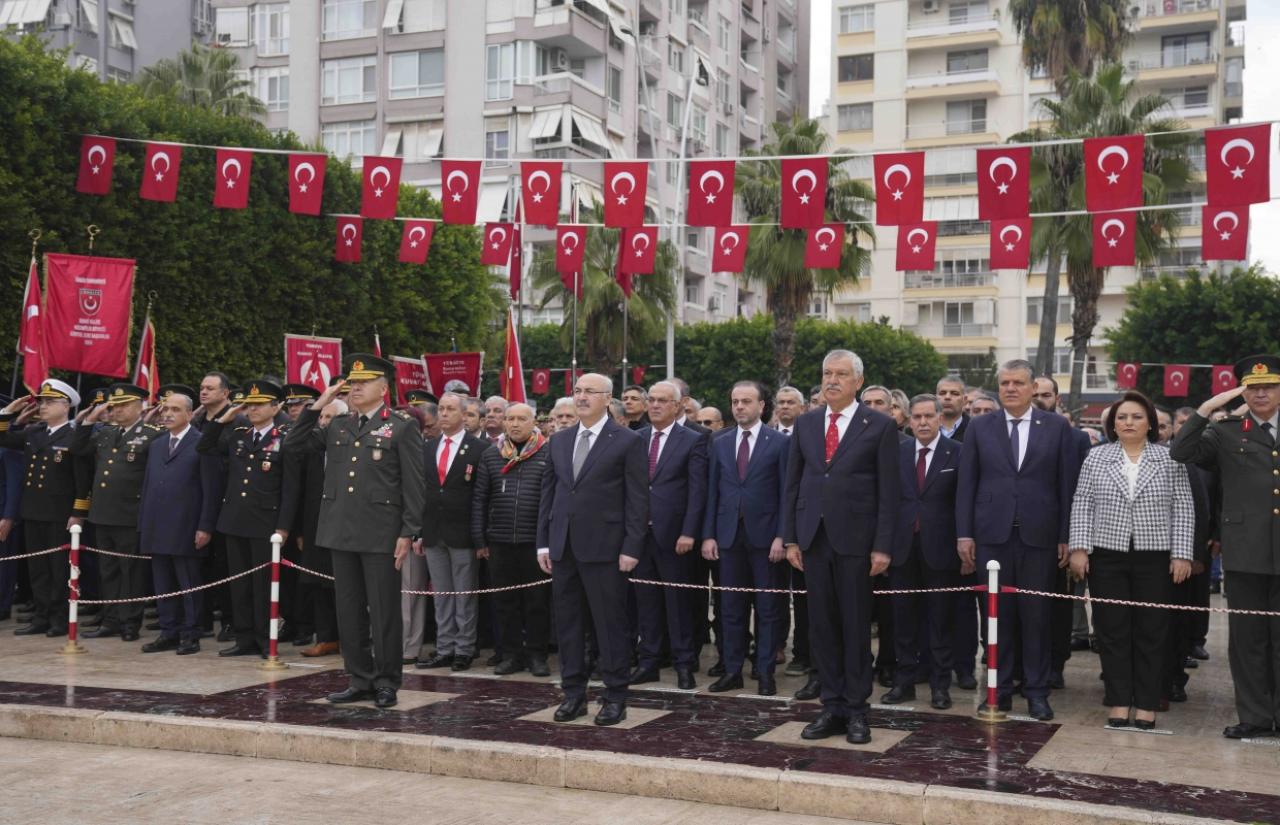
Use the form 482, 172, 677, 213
882, 163, 912, 200
370, 165, 391, 198
527, 169, 552, 203
1169, 369, 1186, 385
1212, 209, 1239, 240
998, 223, 1023, 251
489, 226, 508, 250
407, 225, 427, 248
1219, 137, 1255, 180
1096, 144, 1129, 186
905, 226, 930, 254
699, 169, 725, 203
560, 231, 580, 252
988, 156, 1017, 195
631, 232, 652, 255
446, 169, 471, 202
791, 168, 818, 204
719, 231, 740, 252
221, 157, 241, 188
814, 226, 836, 252
151, 150, 171, 181
294, 161, 315, 193
1101, 217, 1126, 248
87, 144, 106, 175
611, 170, 636, 204
341, 221, 358, 247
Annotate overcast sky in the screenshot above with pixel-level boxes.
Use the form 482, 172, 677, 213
806, 1, 1278, 275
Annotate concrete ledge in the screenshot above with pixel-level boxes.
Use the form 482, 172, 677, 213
432, 736, 564, 787
923, 785, 1225, 825
779, 770, 927, 825
566, 749, 780, 810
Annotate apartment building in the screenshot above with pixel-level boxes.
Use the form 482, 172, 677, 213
827, 0, 1245, 398
212, 0, 809, 326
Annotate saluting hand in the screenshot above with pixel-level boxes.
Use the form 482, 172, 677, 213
1, 395, 32, 415
13, 400, 39, 426
217, 404, 245, 424
1197, 385, 1246, 418
313, 380, 347, 411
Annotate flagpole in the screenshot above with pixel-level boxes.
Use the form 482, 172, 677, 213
569, 180, 579, 385
13, 230, 41, 399
621, 288, 629, 392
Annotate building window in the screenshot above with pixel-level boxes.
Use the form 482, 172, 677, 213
1026, 347, 1072, 375
946, 49, 988, 74
321, 120, 377, 160
255, 67, 289, 112
667, 92, 683, 126
1026, 296, 1073, 326
839, 302, 872, 322
394, 0, 447, 33
837, 54, 874, 82
607, 65, 623, 112
949, 0, 988, 24
485, 125, 510, 167
691, 106, 707, 144
486, 43, 515, 101
715, 123, 730, 155
253, 3, 289, 55
716, 68, 731, 107
718, 15, 731, 51
837, 102, 873, 131
666, 156, 679, 185
838, 4, 874, 33
109, 16, 138, 50
1161, 32, 1211, 68
322, 0, 376, 40
389, 49, 444, 98
215, 7, 249, 45
321, 56, 376, 105
668, 42, 685, 73
946, 99, 986, 134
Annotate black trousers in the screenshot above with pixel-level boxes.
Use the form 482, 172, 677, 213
872, 574, 896, 673
92, 524, 149, 631
1189, 568, 1211, 647
777, 567, 809, 661
552, 540, 630, 704
805, 525, 873, 718
978, 536, 1054, 700
489, 541, 550, 660
24, 519, 67, 630
225, 535, 271, 650
1164, 577, 1195, 697
953, 570, 980, 679
1223, 570, 1280, 728
297, 575, 338, 644
1090, 548, 1171, 712
890, 536, 958, 690
152, 554, 203, 642
691, 554, 723, 658
1049, 565, 1077, 675
199, 532, 233, 630
332, 549, 403, 691
635, 532, 697, 670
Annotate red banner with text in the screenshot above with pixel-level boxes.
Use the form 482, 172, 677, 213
392, 355, 429, 405
424, 352, 484, 397
43, 253, 135, 378
284, 334, 343, 392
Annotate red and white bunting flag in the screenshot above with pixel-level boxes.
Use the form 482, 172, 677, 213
1163, 364, 1191, 397
1201, 206, 1248, 261
712, 225, 750, 273
780, 158, 827, 229
19, 257, 47, 394
76, 136, 115, 196
520, 161, 562, 227
441, 160, 482, 225
1092, 211, 1136, 268
895, 222, 938, 271
604, 161, 648, 227
1211, 364, 1238, 394
1205, 123, 1271, 207
556, 225, 587, 276
1083, 135, 1144, 212
139, 142, 182, 202
213, 148, 253, 209
509, 218, 523, 301
361, 156, 402, 219
531, 369, 550, 395
335, 217, 363, 263
686, 160, 735, 227
399, 219, 435, 264
872, 151, 925, 226
989, 218, 1032, 270
619, 226, 657, 275
1115, 362, 1139, 390
501, 308, 527, 403
131, 313, 159, 402
976, 147, 1031, 220
804, 224, 844, 269
288, 153, 327, 215
481, 222, 514, 266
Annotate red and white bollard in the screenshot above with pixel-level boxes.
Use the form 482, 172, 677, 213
976, 559, 1006, 723
61, 524, 85, 655
259, 532, 287, 671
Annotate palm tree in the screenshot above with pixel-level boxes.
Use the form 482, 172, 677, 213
736, 118, 875, 387
1009, 0, 1132, 377
1014, 64, 1195, 411
137, 44, 265, 118
530, 204, 678, 377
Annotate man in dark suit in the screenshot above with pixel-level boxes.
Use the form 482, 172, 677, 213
0, 444, 24, 620
703, 380, 789, 695
190, 370, 244, 642
883, 394, 964, 710
956, 360, 1079, 721
138, 385, 221, 654
292, 395, 345, 658
936, 377, 969, 443
538, 373, 648, 726
630, 381, 706, 690
772, 386, 810, 680
783, 350, 899, 744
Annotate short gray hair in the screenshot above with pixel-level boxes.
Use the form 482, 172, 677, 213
775, 386, 804, 403
822, 349, 865, 377
439, 392, 466, 408
890, 388, 910, 411
998, 359, 1035, 382
861, 384, 891, 400
936, 376, 965, 392
506, 402, 534, 417
649, 380, 680, 400
419, 401, 438, 417
580, 372, 614, 396
552, 397, 575, 412
910, 393, 941, 414
485, 395, 508, 409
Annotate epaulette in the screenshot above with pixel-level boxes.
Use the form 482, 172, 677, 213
393, 409, 412, 421
1220, 415, 1244, 423
143, 423, 164, 432
233, 426, 250, 432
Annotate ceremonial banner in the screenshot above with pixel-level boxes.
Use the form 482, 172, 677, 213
335, 216, 363, 262
288, 153, 327, 215
1092, 211, 1136, 268
563, 368, 583, 395
76, 136, 115, 196
131, 312, 158, 402
712, 226, 750, 274
1115, 362, 1139, 390
976, 147, 1031, 220
520, 161, 562, 227
1211, 364, 1238, 394
895, 222, 938, 272
780, 157, 827, 229
440, 160, 483, 225
872, 151, 925, 226
424, 351, 484, 397
1205, 123, 1270, 206
284, 334, 343, 392
556, 225, 587, 276
686, 160, 736, 227
44, 253, 135, 378
631, 365, 646, 385
392, 355, 429, 405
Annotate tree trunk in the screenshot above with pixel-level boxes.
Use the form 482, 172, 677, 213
773, 309, 796, 389
1034, 242, 1063, 378
1063, 265, 1104, 415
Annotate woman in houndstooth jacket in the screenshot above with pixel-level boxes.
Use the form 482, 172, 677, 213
1069, 391, 1194, 730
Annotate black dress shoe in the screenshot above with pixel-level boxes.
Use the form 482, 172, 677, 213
142, 636, 180, 653
1027, 697, 1054, 721
801, 710, 848, 740
676, 667, 695, 690
176, 639, 200, 656
954, 672, 978, 690
708, 673, 743, 693
45, 626, 67, 638
415, 651, 454, 669
451, 655, 473, 672
880, 685, 916, 704
554, 696, 587, 722
120, 628, 140, 642
794, 676, 821, 701
1107, 717, 1130, 728
1190, 645, 1209, 661
14, 623, 50, 636
846, 716, 871, 745
327, 687, 375, 704
930, 688, 952, 710
1049, 671, 1066, 690
785, 657, 810, 677
83, 626, 120, 639
292, 635, 314, 647
486, 652, 502, 667
1133, 718, 1156, 731
876, 669, 894, 688
494, 658, 526, 676
529, 656, 551, 678
628, 666, 661, 685
1184, 657, 1199, 669
757, 674, 776, 696
1169, 684, 1188, 703
594, 700, 627, 726
375, 688, 398, 709
1224, 722, 1274, 740
978, 696, 1013, 714
1070, 636, 1092, 651
707, 659, 726, 677
216, 625, 234, 643
219, 643, 258, 657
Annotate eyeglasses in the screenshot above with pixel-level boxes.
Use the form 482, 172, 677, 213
572, 388, 609, 396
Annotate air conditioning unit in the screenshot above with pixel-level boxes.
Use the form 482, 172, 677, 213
217, 32, 232, 44
763, 26, 771, 42
54, 11, 71, 26
552, 49, 570, 71
708, 295, 723, 313
922, 0, 941, 13
724, 100, 735, 114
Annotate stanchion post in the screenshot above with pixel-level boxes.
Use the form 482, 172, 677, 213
259, 533, 287, 671
60, 524, 86, 655
975, 559, 1005, 723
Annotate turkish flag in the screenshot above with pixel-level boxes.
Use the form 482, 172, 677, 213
989, 218, 1032, 270
531, 369, 551, 395
481, 222, 515, 266
895, 222, 938, 271
804, 224, 844, 269
399, 219, 435, 264
361, 156, 402, 219
686, 160, 735, 227
781, 158, 827, 229
1212, 364, 1238, 394
131, 314, 159, 402
1115, 362, 1139, 390
288, 153, 327, 215
44, 253, 135, 378
212, 148, 253, 209
1205, 123, 1271, 206
1084, 134, 1144, 212
1202, 206, 1248, 261
873, 151, 925, 226
335, 217, 363, 263
619, 226, 658, 275
441, 160, 482, 225
19, 257, 46, 394
1163, 364, 1191, 397
509, 220, 522, 301
563, 368, 583, 395
285, 334, 343, 392
520, 161, 561, 226
139, 142, 182, 202
1092, 211, 1136, 268
501, 308, 527, 403
631, 366, 646, 385
603, 161, 648, 227
712, 225, 750, 273
976, 147, 1030, 220
76, 136, 115, 195
556, 225, 587, 275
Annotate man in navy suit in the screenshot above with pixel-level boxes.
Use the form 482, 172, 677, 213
630, 381, 706, 690
784, 350, 899, 744
883, 394, 965, 710
702, 381, 789, 696
538, 373, 648, 726
956, 360, 1079, 721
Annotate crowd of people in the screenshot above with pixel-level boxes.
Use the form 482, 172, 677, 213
0, 349, 1277, 744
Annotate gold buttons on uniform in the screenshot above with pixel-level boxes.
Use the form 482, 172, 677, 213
241, 492, 247, 497
349, 471, 355, 477
354, 441, 361, 447
351, 456, 357, 462
348, 486, 354, 493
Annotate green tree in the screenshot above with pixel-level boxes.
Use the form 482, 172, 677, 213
1106, 265, 1280, 406
137, 44, 266, 118
735, 117, 875, 387
1014, 65, 1195, 410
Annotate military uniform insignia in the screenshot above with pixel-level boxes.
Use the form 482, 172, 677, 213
1243, 418, 1254, 433
262, 460, 272, 472
372, 449, 383, 461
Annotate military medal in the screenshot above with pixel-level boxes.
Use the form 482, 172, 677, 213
262, 460, 272, 472
373, 449, 383, 461
465, 464, 474, 481
127, 451, 136, 462
53, 450, 63, 463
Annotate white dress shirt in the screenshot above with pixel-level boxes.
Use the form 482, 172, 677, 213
735, 420, 763, 461
1123, 452, 1142, 500
169, 425, 192, 451
1251, 412, 1280, 439
649, 421, 676, 465
825, 402, 858, 444
915, 432, 941, 475
776, 423, 794, 436
47, 421, 71, 436
252, 422, 274, 441
1004, 409, 1030, 470
435, 428, 465, 477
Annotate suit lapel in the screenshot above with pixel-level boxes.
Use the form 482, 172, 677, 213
1102, 444, 1128, 493
827, 406, 870, 466
1132, 447, 1161, 498
572, 421, 611, 486
1244, 416, 1276, 449
445, 437, 472, 484
743, 427, 770, 481
652, 427, 679, 479
920, 441, 951, 493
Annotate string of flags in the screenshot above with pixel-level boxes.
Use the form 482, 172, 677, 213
75, 122, 1272, 281
1114, 361, 1240, 397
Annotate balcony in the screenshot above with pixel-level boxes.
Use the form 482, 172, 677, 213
777, 35, 795, 64
904, 118, 997, 147
738, 111, 762, 143
1126, 49, 1219, 83
527, 72, 608, 119
532, 0, 608, 58
639, 39, 663, 78
943, 323, 996, 337
739, 56, 761, 89
905, 68, 1000, 100
1135, 0, 1219, 32
904, 270, 996, 290
905, 11, 1001, 51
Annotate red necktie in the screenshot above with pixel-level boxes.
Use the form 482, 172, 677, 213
648, 430, 663, 479
736, 430, 751, 480
824, 413, 840, 462
437, 436, 452, 485
914, 446, 930, 533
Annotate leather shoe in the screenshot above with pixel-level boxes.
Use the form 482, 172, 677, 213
794, 676, 821, 701
219, 643, 258, 657
1183, 657, 1199, 669
708, 673, 743, 693
1070, 636, 1092, 651
451, 655, 473, 672
1224, 722, 1274, 740
141, 636, 180, 653
846, 716, 871, 745
978, 696, 1013, 714
707, 659, 726, 677
486, 652, 502, 667
415, 651, 454, 669
675, 667, 695, 690
876, 669, 894, 688
327, 687, 375, 704
801, 710, 847, 740
757, 674, 776, 696
176, 639, 200, 656
1027, 697, 1054, 721
1048, 671, 1066, 690
930, 688, 952, 710
121, 628, 140, 642
494, 658, 526, 676
1169, 684, 1188, 703
529, 656, 551, 678
954, 672, 978, 690
374, 688, 398, 709
14, 623, 49, 636
553, 696, 587, 722
301, 641, 339, 658
292, 635, 314, 647
45, 626, 67, 638
594, 700, 626, 726
83, 625, 120, 639
628, 666, 661, 685
216, 625, 234, 643
880, 684, 915, 704
1190, 645, 1209, 661
785, 657, 810, 677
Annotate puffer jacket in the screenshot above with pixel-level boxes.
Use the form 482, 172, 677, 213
470, 439, 548, 546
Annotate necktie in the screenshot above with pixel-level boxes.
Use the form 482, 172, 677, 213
169, 435, 180, 457
825, 413, 840, 462
437, 436, 452, 485
914, 446, 929, 533
358, 414, 369, 430
251, 431, 262, 451
648, 430, 663, 479
572, 429, 592, 481
737, 430, 751, 480
781, 427, 790, 436
1263, 422, 1275, 444
1009, 418, 1023, 470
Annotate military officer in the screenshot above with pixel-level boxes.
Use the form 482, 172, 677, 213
0, 380, 89, 637
197, 380, 301, 657
404, 389, 438, 407
282, 384, 320, 423
1170, 354, 1280, 740
284, 354, 426, 709
71, 383, 164, 641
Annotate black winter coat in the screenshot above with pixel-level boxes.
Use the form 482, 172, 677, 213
471, 439, 548, 547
